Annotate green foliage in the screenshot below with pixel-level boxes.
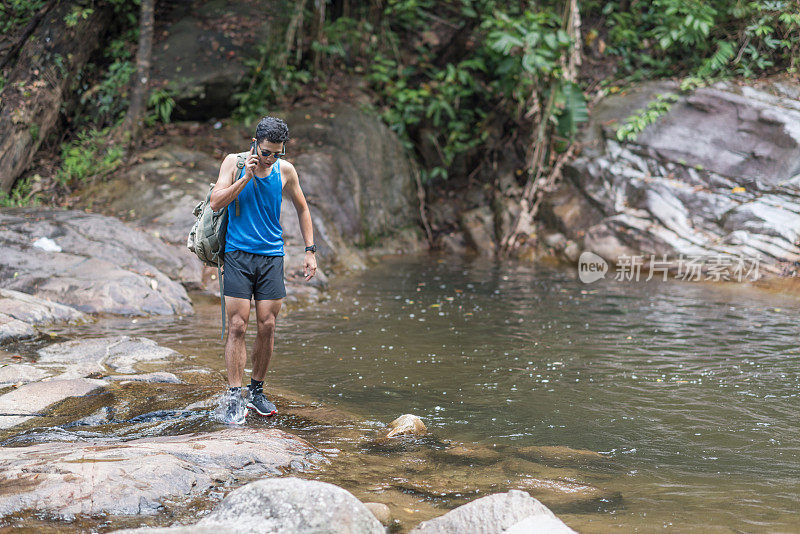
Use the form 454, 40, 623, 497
146, 88, 175, 125
64, 6, 94, 27
56, 127, 124, 186
585, 0, 800, 80
0, 0, 46, 36
0, 175, 40, 208
615, 93, 680, 142
233, 42, 312, 123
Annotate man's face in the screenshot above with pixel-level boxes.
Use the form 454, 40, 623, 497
256, 140, 284, 164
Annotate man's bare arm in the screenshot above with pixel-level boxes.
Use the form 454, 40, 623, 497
209, 149, 257, 212
282, 161, 317, 280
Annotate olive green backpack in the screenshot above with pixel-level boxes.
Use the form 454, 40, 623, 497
187, 152, 248, 339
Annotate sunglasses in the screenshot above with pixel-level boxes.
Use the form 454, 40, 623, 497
258, 145, 285, 159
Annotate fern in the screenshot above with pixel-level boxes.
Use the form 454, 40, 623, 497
697, 40, 736, 78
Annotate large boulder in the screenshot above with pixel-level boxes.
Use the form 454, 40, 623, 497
544, 76, 800, 278
0, 430, 323, 519
408, 490, 575, 534
149, 1, 290, 119
114, 477, 384, 534
0, 208, 196, 315
0, 288, 86, 343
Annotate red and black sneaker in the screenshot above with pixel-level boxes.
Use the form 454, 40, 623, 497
246, 391, 277, 417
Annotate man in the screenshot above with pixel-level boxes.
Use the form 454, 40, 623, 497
209, 116, 317, 423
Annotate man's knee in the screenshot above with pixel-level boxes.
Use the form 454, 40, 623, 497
228, 314, 248, 338
257, 315, 276, 336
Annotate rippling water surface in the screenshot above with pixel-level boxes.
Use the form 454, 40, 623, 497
37, 253, 800, 531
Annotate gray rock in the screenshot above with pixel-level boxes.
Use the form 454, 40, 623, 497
0, 209, 195, 315
148, 3, 292, 118
546, 77, 800, 277
0, 289, 86, 343
408, 490, 575, 534
114, 477, 384, 533
363, 502, 392, 526
195, 477, 383, 534
0, 430, 323, 519
0, 363, 51, 386
460, 206, 496, 256
0, 378, 107, 429
37, 336, 180, 377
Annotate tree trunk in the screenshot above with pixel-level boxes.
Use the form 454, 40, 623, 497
0, 0, 113, 193
121, 0, 155, 146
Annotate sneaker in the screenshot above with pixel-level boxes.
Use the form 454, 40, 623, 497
215, 388, 247, 425
247, 390, 277, 417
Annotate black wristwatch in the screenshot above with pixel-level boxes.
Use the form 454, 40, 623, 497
305, 244, 317, 253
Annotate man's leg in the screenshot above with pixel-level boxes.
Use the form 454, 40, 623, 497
252, 298, 282, 381
224, 296, 251, 387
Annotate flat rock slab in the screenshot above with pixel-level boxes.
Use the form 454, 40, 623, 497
0, 208, 196, 315
0, 363, 51, 386
0, 429, 324, 518
0, 288, 86, 343
0, 378, 106, 429
37, 336, 180, 377
409, 490, 575, 534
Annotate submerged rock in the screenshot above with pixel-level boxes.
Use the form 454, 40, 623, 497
0, 289, 86, 343
408, 490, 575, 534
0, 429, 323, 519
0, 209, 195, 315
512, 444, 610, 468
114, 477, 384, 534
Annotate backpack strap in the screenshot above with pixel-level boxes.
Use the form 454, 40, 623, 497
219, 263, 225, 340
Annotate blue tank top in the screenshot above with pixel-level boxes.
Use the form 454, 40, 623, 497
225, 160, 284, 256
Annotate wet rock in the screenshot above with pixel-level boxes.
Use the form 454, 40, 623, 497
385, 414, 427, 438
0, 209, 195, 315
548, 77, 800, 276
431, 444, 504, 466
460, 206, 496, 256
512, 445, 610, 468
115, 477, 384, 533
0, 363, 50, 386
0, 289, 86, 343
0, 429, 323, 518
363, 502, 392, 526
106, 372, 182, 384
512, 475, 622, 513
0, 378, 107, 429
37, 336, 180, 378
408, 490, 575, 534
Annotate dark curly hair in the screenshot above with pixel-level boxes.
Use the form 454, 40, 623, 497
255, 116, 290, 144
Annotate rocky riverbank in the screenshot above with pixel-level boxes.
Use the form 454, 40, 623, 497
0, 328, 613, 532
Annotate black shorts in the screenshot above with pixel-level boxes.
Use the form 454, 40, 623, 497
223, 249, 286, 301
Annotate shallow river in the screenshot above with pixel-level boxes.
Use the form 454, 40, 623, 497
16, 252, 800, 532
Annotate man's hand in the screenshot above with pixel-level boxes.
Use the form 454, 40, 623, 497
244, 143, 258, 180
304, 251, 317, 281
